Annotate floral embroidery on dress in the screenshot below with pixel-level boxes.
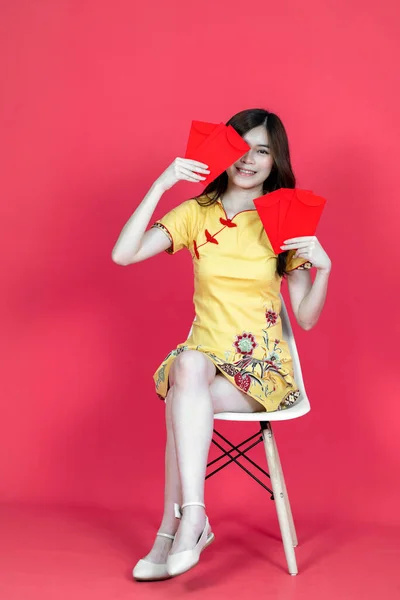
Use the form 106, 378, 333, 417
208, 319, 289, 395
205, 339, 300, 409
233, 333, 258, 355
155, 325, 301, 411
198, 303, 300, 410
265, 309, 278, 326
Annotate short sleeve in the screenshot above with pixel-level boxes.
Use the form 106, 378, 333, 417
286, 249, 313, 272
151, 199, 196, 255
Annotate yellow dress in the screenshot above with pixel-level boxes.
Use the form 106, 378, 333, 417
151, 195, 312, 412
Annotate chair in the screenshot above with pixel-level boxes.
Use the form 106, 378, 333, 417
207, 293, 310, 576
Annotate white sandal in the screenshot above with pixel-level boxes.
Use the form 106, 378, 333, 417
166, 502, 215, 577
132, 532, 175, 581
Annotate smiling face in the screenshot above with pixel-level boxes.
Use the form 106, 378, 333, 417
226, 125, 274, 190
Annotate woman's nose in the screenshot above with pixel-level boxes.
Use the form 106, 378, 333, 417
241, 150, 255, 163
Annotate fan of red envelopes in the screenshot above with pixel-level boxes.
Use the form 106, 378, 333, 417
253, 188, 327, 255
185, 120, 250, 185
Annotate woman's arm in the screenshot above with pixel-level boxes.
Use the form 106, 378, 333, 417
111, 182, 169, 265
282, 235, 332, 330
111, 158, 209, 266
287, 266, 331, 330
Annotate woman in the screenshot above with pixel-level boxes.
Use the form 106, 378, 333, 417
112, 108, 332, 580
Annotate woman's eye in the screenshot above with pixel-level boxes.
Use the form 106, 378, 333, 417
258, 150, 269, 155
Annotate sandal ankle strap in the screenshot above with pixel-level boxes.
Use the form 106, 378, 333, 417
156, 532, 175, 540
182, 502, 205, 509
174, 501, 206, 519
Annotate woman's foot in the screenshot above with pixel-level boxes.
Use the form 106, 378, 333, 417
133, 530, 177, 581
169, 505, 212, 554
141, 530, 175, 564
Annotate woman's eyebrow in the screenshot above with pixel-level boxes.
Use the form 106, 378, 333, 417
256, 144, 270, 148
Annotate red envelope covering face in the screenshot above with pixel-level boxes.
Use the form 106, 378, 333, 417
253, 188, 327, 254
185, 121, 222, 158
185, 120, 250, 185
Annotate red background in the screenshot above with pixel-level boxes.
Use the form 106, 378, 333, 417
1, 0, 399, 533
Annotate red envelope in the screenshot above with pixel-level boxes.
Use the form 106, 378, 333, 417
185, 121, 223, 159
184, 120, 250, 185
253, 188, 327, 254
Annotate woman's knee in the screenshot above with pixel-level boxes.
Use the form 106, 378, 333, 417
169, 350, 216, 387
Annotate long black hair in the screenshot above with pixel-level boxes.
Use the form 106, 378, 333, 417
193, 108, 296, 278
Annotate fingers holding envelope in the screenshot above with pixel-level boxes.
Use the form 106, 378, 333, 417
177, 157, 210, 182
280, 236, 331, 271
280, 236, 316, 252
157, 157, 210, 191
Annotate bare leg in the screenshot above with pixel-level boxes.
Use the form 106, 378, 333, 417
141, 363, 265, 563
210, 373, 266, 414
168, 350, 217, 555
140, 387, 181, 564
168, 352, 265, 555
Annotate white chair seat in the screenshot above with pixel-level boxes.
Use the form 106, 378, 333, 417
214, 393, 310, 421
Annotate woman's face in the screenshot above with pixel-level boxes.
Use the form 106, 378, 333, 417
226, 125, 274, 190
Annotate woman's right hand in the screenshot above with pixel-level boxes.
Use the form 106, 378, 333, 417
155, 157, 210, 192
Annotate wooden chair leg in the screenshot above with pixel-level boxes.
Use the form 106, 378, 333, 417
261, 422, 298, 575
271, 431, 298, 547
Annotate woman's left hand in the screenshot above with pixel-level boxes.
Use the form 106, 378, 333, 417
280, 236, 332, 272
